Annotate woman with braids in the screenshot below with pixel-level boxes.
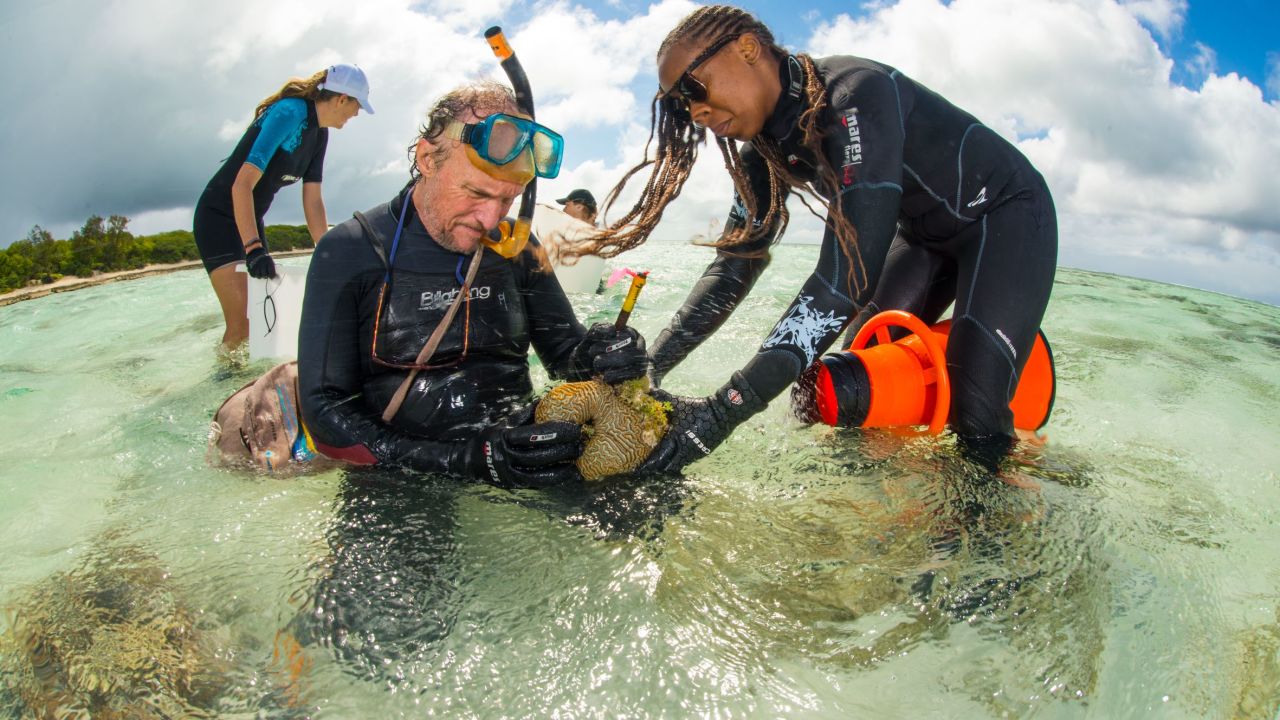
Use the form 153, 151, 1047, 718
585, 5, 1057, 472
194, 64, 373, 352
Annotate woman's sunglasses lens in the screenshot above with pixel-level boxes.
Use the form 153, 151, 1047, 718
661, 95, 691, 123
676, 74, 707, 103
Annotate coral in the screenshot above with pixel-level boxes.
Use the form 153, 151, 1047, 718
0, 536, 228, 719
536, 377, 669, 480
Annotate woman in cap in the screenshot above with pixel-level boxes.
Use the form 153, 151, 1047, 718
194, 64, 373, 352
583, 5, 1057, 471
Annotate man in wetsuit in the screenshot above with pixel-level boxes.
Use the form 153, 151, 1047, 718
585, 7, 1057, 473
297, 82, 647, 487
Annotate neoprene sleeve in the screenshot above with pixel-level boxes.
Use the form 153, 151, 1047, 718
648, 145, 778, 385
739, 185, 902, 403
245, 98, 307, 171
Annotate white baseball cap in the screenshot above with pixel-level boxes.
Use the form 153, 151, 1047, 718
320, 64, 374, 114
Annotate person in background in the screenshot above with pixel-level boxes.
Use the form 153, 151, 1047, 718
297, 82, 647, 488
581, 5, 1058, 473
194, 64, 373, 353
557, 188, 598, 226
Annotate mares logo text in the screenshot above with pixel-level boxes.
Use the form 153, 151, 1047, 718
840, 108, 863, 186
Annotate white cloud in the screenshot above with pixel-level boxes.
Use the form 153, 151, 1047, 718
1061, 214, 1280, 305
510, 0, 697, 130
3, 0, 1278, 305
1, 0, 520, 243
0, 0, 702, 244
1268, 52, 1280, 100
806, 0, 1280, 301
1118, 0, 1187, 40
127, 208, 198, 237
1184, 41, 1217, 84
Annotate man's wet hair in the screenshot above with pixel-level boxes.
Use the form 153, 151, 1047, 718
406, 81, 520, 179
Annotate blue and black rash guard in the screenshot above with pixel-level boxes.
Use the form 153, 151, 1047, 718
193, 98, 329, 272
200, 97, 329, 219
298, 185, 589, 474
651, 54, 1055, 419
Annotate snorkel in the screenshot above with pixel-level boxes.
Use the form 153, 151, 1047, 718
482, 26, 537, 259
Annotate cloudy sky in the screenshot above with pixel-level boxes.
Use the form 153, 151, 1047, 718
2, 0, 1277, 304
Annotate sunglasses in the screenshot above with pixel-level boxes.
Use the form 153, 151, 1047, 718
660, 33, 743, 116
445, 113, 564, 179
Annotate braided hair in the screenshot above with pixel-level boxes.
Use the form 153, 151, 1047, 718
575, 5, 866, 292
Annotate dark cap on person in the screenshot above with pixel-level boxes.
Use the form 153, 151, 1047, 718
556, 189, 597, 209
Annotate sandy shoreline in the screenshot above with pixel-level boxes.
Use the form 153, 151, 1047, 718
0, 249, 314, 308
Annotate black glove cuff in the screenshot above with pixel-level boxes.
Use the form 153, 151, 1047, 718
454, 436, 502, 485
567, 323, 647, 383
716, 371, 768, 424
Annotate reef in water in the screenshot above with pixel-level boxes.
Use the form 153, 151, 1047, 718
536, 377, 669, 480
0, 533, 230, 719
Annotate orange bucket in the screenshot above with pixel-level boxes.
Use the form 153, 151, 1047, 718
811, 311, 1054, 434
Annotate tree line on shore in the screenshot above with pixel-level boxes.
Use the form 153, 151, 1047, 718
0, 216, 315, 293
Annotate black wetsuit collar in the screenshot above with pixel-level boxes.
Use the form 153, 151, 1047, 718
391, 182, 415, 225
762, 55, 807, 143
305, 97, 319, 132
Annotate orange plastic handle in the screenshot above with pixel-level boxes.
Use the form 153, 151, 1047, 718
848, 310, 951, 435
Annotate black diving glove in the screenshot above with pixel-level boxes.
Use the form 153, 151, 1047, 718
457, 405, 584, 488
638, 371, 767, 475
568, 322, 650, 384
245, 239, 278, 279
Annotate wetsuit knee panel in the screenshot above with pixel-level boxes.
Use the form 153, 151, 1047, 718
945, 315, 1018, 437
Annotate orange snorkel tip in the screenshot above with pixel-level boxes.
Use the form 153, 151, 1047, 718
485, 27, 514, 60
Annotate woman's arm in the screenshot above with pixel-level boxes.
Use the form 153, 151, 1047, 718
302, 182, 328, 242
647, 144, 779, 385
231, 163, 264, 247
234, 99, 309, 248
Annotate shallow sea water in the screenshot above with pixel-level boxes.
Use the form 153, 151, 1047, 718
1, 244, 1278, 718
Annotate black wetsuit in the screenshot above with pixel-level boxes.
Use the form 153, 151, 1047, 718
651, 55, 1058, 442
193, 98, 329, 272
298, 185, 589, 472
